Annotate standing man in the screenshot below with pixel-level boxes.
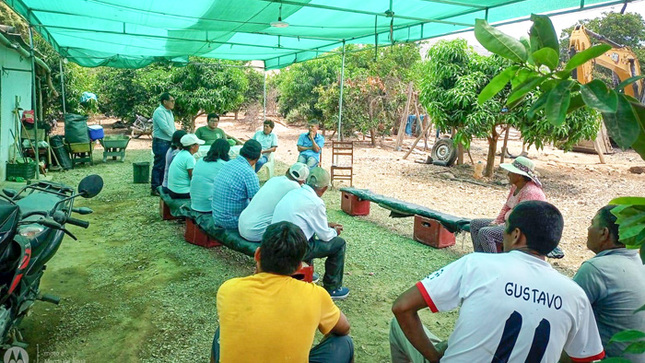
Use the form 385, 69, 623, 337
573, 205, 645, 362
238, 162, 308, 242
272, 167, 349, 300
212, 221, 353, 363
252, 120, 278, 172
151, 92, 177, 196
297, 120, 324, 168
211, 140, 262, 229
390, 201, 605, 363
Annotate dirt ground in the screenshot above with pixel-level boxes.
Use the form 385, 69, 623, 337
92, 113, 645, 274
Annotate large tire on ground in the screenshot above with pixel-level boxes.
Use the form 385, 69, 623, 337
431, 138, 457, 167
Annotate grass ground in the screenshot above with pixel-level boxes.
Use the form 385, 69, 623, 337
18, 149, 460, 362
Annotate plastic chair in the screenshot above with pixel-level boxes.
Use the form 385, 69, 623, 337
257, 152, 275, 182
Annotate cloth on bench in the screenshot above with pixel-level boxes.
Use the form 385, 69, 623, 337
339, 187, 471, 233
180, 205, 260, 256
158, 187, 191, 217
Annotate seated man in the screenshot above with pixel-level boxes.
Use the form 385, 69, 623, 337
272, 167, 349, 300
195, 113, 240, 146
212, 221, 353, 363
390, 201, 605, 363
573, 205, 645, 362
297, 120, 324, 168
238, 162, 309, 242
252, 120, 278, 172
211, 140, 261, 229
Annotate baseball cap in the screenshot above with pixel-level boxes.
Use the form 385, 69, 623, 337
306, 167, 330, 188
240, 139, 262, 160
288, 162, 309, 182
180, 134, 205, 147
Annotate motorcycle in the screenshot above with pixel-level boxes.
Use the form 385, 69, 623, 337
129, 114, 153, 139
0, 174, 103, 348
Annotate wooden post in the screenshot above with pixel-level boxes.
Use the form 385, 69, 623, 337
500, 125, 511, 164
403, 116, 434, 159
593, 138, 606, 164
395, 82, 413, 151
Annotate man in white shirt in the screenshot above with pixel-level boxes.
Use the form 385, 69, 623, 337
238, 163, 309, 242
272, 167, 349, 300
390, 201, 605, 363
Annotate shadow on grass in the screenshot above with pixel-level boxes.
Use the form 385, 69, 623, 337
18, 150, 460, 362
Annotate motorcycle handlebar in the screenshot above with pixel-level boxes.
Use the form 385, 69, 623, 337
65, 217, 90, 229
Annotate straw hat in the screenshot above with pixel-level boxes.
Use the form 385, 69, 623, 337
500, 156, 542, 188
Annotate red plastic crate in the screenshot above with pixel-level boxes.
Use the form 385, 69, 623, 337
184, 218, 222, 248
159, 199, 183, 221
341, 192, 370, 216
413, 215, 455, 249
291, 263, 314, 283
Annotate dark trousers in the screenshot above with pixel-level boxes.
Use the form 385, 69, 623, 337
151, 138, 171, 190
162, 186, 190, 200
255, 155, 268, 172
212, 328, 354, 363
305, 236, 346, 291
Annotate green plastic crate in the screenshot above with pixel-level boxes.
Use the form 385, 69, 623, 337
6, 161, 37, 180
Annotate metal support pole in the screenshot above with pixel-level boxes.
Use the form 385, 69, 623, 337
263, 71, 267, 122
59, 58, 66, 115
337, 40, 346, 141
28, 26, 40, 180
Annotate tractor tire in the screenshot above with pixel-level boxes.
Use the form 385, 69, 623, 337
431, 138, 457, 167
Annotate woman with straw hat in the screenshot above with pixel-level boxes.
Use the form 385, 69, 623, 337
470, 156, 546, 253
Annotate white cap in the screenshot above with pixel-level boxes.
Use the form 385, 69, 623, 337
180, 134, 205, 147
288, 162, 309, 182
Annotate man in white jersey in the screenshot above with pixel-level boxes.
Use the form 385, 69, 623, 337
390, 201, 605, 363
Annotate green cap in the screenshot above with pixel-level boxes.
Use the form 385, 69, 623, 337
307, 167, 330, 188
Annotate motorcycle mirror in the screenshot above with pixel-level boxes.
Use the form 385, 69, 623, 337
2, 188, 17, 198
78, 175, 103, 198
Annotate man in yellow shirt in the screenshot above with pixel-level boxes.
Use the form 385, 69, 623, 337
212, 221, 354, 363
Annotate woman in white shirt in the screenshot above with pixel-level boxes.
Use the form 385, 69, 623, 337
190, 138, 230, 212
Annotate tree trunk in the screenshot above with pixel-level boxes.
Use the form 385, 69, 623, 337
370, 128, 377, 147
500, 125, 511, 164
457, 144, 464, 165
234, 110, 239, 120
485, 125, 499, 177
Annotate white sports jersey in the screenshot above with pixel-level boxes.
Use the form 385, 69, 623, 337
417, 251, 605, 363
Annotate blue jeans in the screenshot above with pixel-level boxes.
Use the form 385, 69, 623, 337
298, 154, 319, 168
212, 327, 354, 362
255, 155, 268, 172
151, 138, 171, 190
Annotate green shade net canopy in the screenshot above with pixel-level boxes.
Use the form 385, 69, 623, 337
5, 0, 627, 69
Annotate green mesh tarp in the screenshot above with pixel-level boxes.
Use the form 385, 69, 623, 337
5, 0, 624, 69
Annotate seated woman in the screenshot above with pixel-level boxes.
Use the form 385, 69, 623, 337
161, 130, 187, 190
164, 134, 204, 199
190, 139, 230, 213
470, 156, 546, 253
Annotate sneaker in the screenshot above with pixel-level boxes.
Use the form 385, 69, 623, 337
312, 273, 320, 284
327, 287, 350, 300
547, 246, 565, 259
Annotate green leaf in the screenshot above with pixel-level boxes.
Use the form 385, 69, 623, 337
532, 48, 559, 71
527, 91, 549, 119
602, 95, 640, 149
554, 69, 572, 79
621, 228, 645, 248
618, 224, 645, 241
609, 329, 645, 343
519, 37, 534, 65
567, 94, 585, 113
507, 76, 545, 107
615, 75, 645, 92
478, 66, 519, 105
625, 341, 645, 354
609, 197, 645, 206
545, 81, 572, 126
580, 80, 618, 113
628, 103, 645, 160
641, 245, 645, 264
475, 19, 528, 63
565, 44, 612, 71
529, 14, 559, 54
